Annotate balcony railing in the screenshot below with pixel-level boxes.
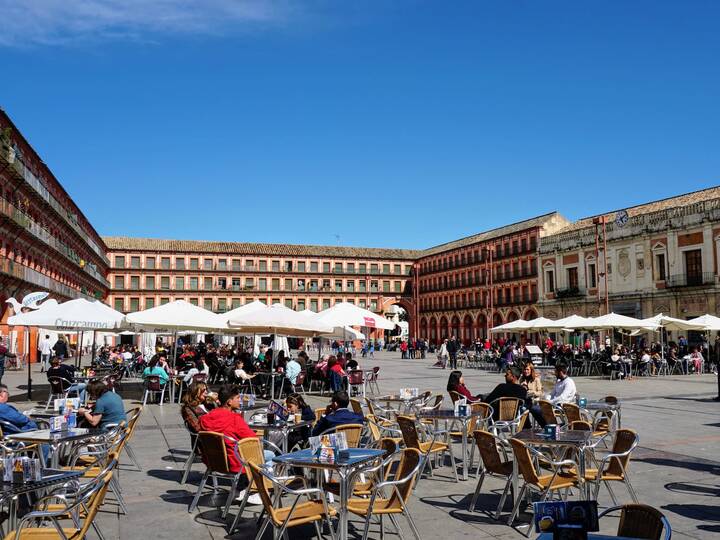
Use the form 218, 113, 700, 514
0, 258, 96, 300
110, 262, 410, 276
419, 243, 538, 276
666, 272, 715, 288
554, 286, 585, 299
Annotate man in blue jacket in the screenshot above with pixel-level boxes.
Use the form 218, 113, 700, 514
0, 384, 38, 434
311, 390, 364, 436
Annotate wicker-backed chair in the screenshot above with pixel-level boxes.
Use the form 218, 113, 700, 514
366, 414, 403, 446
561, 402, 584, 424
346, 448, 423, 540
249, 462, 337, 540
327, 437, 399, 499
581, 428, 639, 504
598, 504, 671, 540
488, 397, 524, 436
507, 437, 580, 531
535, 399, 560, 426
349, 398, 364, 416
468, 430, 513, 519
397, 415, 458, 482
187, 431, 243, 514
449, 402, 493, 475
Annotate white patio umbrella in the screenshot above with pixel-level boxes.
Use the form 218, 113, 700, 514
126, 300, 226, 367
220, 300, 268, 323
228, 303, 333, 397
490, 319, 536, 333
316, 302, 396, 330
8, 298, 125, 399
586, 312, 656, 331
687, 314, 720, 331
298, 309, 365, 340
542, 314, 596, 331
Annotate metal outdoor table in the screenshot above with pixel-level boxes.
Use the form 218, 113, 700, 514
584, 400, 622, 428
253, 372, 285, 399
247, 420, 314, 453
417, 408, 490, 481
273, 448, 385, 540
513, 429, 593, 499
5, 428, 105, 468
374, 394, 423, 415
0, 468, 83, 531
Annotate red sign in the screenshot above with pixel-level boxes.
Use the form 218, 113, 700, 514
363, 317, 376, 328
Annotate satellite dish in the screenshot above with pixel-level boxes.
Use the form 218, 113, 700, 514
615, 210, 629, 228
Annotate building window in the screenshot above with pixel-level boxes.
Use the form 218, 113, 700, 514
130, 276, 140, 290
587, 263, 597, 288
383, 264, 390, 274
284, 299, 293, 309
545, 270, 555, 293
297, 300, 305, 310
146, 276, 155, 289
175, 258, 185, 270
145, 298, 155, 309
204, 277, 213, 290
323, 262, 331, 273
246, 278, 254, 289
285, 261, 293, 271
335, 262, 343, 273
175, 277, 184, 290
322, 299, 331, 310
684, 249, 703, 284
145, 257, 155, 269
218, 277, 227, 289
232, 298, 241, 309
218, 298, 227, 312
259, 260, 267, 271
113, 276, 124, 289
394, 264, 401, 274
655, 253, 666, 281
130, 256, 140, 269
359, 263, 367, 273
189, 277, 198, 290
310, 299, 318, 312
161, 257, 171, 270
310, 261, 318, 272
115, 256, 125, 268
114, 298, 124, 312
272, 260, 280, 271
347, 280, 355, 292
189, 298, 198, 306
297, 279, 305, 291
232, 259, 242, 271
272, 278, 280, 291
160, 297, 169, 305
189, 258, 199, 270
370, 264, 379, 274
383, 280, 390, 292
204, 298, 213, 311
370, 299, 377, 311
285, 278, 293, 291
370, 281, 378, 292
259, 278, 267, 291
359, 299, 367, 308
298, 261, 306, 272
359, 281, 367, 292
232, 278, 241, 290
161, 276, 170, 290
203, 259, 213, 270
394, 281, 402, 293
217, 259, 227, 271
567, 267, 579, 289
347, 263, 355, 273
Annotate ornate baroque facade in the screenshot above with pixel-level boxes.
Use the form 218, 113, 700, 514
538, 187, 720, 330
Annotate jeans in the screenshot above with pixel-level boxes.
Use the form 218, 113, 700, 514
67, 383, 87, 404
449, 353, 457, 370
530, 404, 548, 427
41, 354, 51, 371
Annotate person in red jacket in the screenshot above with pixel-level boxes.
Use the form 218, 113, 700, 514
199, 384, 258, 474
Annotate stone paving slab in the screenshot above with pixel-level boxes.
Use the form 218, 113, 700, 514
2, 352, 719, 539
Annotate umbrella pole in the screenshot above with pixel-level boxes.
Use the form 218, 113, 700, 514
270, 333, 276, 399
79, 331, 84, 368
26, 328, 32, 401
171, 331, 177, 370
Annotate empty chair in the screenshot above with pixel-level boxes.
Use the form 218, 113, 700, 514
367, 367, 381, 394
582, 428, 640, 504
45, 376, 72, 410
347, 370, 365, 397
468, 430, 513, 519
397, 415, 458, 482
598, 504, 671, 540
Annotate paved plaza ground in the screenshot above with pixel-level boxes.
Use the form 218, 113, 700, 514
4, 351, 719, 540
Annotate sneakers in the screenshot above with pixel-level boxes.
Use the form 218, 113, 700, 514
235, 490, 263, 505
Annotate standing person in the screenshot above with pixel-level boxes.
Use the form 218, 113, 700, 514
400, 340, 407, 359
420, 338, 427, 359
39, 334, 52, 373
437, 338, 449, 368
0, 338, 7, 384
447, 335, 459, 370
53, 336, 68, 360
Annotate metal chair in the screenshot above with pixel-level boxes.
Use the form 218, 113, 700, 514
346, 448, 423, 540
468, 430, 513, 518
598, 504, 671, 540
45, 376, 73, 410
249, 462, 337, 540
367, 366, 381, 395
142, 375, 167, 406
581, 428, 639, 505
488, 397, 524, 436
349, 398, 364, 416
187, 431, 243, 513
507, 437, 580, 532
290, 370, 307, 395
318, 423, 364, 448
397, 415, 458, 482
347, 370, 365, 397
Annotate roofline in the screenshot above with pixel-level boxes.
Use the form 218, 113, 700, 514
421, 211, 559, 253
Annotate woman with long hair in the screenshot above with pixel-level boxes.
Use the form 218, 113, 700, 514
285, 393, 315, 449
446, 370, 480, 402
519, 361, 543, 399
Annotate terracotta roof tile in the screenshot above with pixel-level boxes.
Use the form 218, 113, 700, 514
103, 236, 422, 260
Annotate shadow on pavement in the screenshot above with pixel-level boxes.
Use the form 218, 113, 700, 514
661, 503, 720, 523
665, 481, 720, 497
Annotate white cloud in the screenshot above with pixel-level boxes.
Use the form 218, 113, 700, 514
0, 0, 296, 46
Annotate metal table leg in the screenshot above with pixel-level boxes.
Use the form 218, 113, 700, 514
461, 419, 468, 481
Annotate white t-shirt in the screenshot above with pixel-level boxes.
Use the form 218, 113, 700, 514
549, 376, 577, 405
39, 339, 52, 355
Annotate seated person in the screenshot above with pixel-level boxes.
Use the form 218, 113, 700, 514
78, 380, 127, 430
311, 390, 365, 436
327, 356, 346, 392
285, 393, 315, 449
200, 384, 272, 500
284, 356, 302, 388
47, 357, 87, 403
180, 382, 213, 434
688, 347, 704, 373
519, 362, 543, 400
0, 384, 39, 434
182, 356, 210, 384
481, 366, 528, 420
446, 370, 481, 402
530, 363, 576, 428
142, 356, 170, 385
638, 349, 652, 375
345, 352, 359, 371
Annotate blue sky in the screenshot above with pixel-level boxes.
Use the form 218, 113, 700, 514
2, 0, 719, 249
